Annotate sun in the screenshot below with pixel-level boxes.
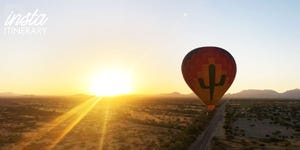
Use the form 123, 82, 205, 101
89, 69, 132, 96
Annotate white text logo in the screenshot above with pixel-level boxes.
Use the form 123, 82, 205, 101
4, 9, 48, 35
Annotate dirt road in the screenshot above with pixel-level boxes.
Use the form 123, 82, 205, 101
189, 100, 227, 150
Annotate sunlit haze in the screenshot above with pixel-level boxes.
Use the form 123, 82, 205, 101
89, 69, 132, 96
0, 1, 300, 95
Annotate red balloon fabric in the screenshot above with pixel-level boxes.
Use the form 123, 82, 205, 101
182, 47, 236, 110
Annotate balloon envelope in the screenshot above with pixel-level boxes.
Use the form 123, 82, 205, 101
181, 47, 236, 110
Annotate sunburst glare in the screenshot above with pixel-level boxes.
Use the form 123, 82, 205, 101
89, 69, 133, 96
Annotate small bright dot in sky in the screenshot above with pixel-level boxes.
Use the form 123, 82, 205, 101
183, 12, 188, 17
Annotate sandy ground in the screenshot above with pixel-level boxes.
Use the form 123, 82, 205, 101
212, 99, 300, 150
0, 96, 211, 150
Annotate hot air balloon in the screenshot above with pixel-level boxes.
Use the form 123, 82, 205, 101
181, 47, 236, 110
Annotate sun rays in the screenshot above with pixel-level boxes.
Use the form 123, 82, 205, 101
47, 98, 100, 150
98, 101, 110, 150
12, 96, 111, 150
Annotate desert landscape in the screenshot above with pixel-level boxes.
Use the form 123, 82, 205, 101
2, 1, 300, 150
0, 95, 214, 150
213, 99, 300, 149
0, 93, 299, 150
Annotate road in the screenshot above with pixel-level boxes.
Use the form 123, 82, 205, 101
188, 100, 227, 150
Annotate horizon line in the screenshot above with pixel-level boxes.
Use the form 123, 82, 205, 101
0, 88, 299, 97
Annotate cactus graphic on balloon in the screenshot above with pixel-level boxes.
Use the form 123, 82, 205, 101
182, 47, 236, 111
198, 64, 226, 103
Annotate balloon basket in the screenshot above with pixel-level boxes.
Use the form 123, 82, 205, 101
207, 105, 215, 111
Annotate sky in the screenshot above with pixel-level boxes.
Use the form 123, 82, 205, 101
0, 0, 300, 95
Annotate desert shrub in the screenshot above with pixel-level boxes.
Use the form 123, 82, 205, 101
265, 134, 270, 138
160, 111, 215, 150
168, 141, 187, 150
226, 135, 234, 140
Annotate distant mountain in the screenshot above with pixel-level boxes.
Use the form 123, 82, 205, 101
282, 89, 300, 99
159, 92, 193, 97
161, 89, 300, 99
226, 89, 300, 99
162, 92, 182, 96
0, 92, 24, 97
226, 89, 280, 99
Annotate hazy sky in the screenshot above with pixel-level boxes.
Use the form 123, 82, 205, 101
0, 0, 300, 95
